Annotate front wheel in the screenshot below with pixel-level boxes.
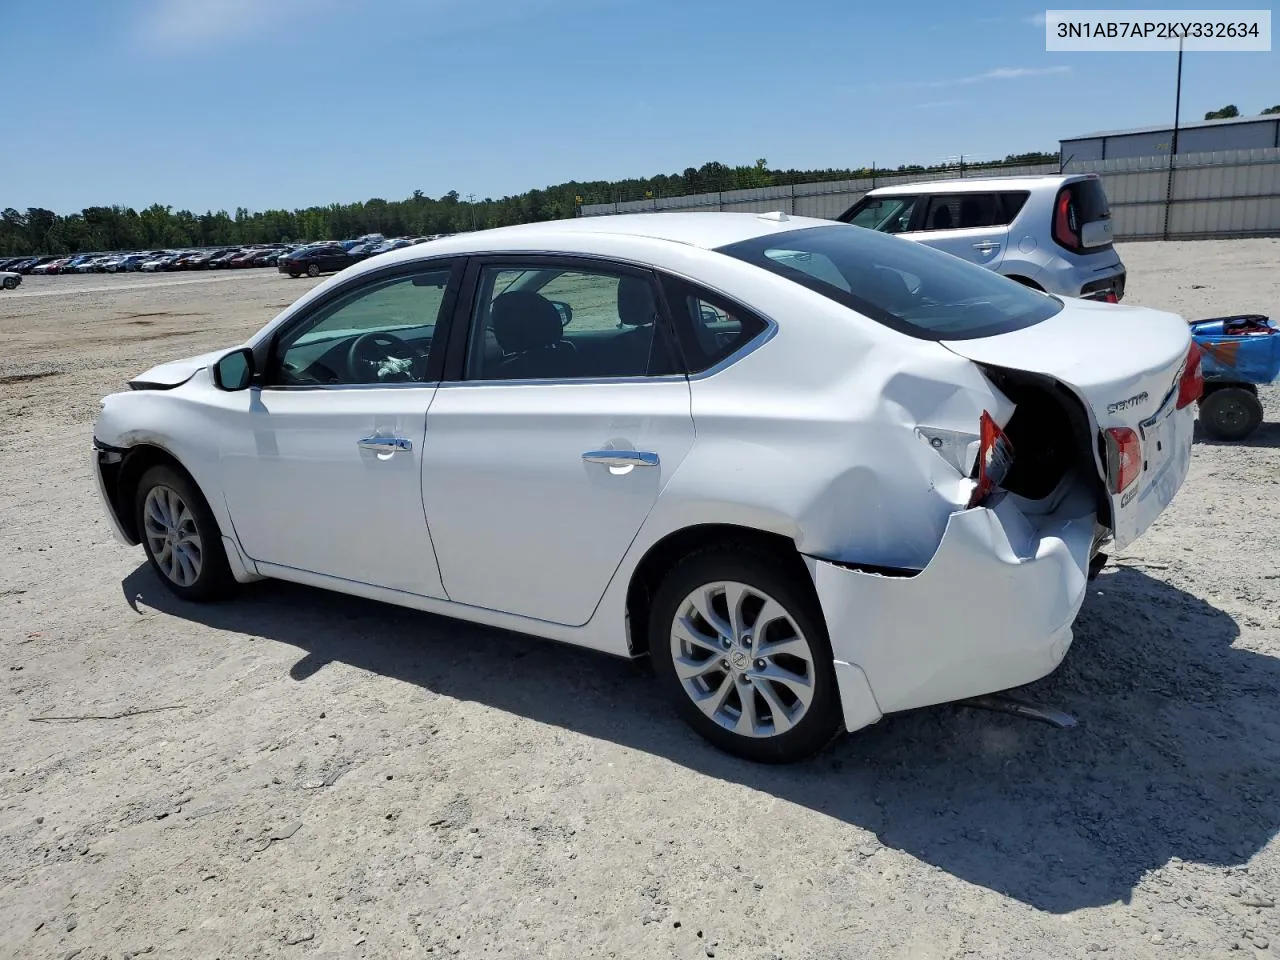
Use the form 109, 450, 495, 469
649, 547, 841, 763
288, 271, 301, 279
135, 465, 234, 602
1200, 387, 1263, 441
2, 277, 17, 290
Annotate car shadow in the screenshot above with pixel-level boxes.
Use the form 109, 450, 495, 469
121, 563, 1280, 914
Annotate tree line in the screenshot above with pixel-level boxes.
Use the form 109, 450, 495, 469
0, 152, 1059, 257
1204, 103, 1280, 119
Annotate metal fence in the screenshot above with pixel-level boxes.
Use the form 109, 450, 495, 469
580, 148, 1280, 241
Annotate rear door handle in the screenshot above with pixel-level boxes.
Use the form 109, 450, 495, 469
582, 450, 659, 467
972, 241, 1001, 252
358, 436, 413, 453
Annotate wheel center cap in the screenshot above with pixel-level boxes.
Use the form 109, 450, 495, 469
730, 649, 749, 671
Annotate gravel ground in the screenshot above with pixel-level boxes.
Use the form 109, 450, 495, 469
1, 243, 1278, 960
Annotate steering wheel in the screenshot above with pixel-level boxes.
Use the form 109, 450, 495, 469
347, 330, 422, 383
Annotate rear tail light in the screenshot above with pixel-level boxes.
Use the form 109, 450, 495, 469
1105, 427, 1142, 494
1053, 187, 1080, 251
1176, 341, 1203, 409
967, 411, 1015, 508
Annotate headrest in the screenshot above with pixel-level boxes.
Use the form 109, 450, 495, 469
491, 291, 564, 353
617, 275, 657, 327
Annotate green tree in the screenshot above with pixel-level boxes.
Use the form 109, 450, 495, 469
1204, 104, 1240, 120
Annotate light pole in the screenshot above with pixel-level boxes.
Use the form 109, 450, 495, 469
1163, 35, 1184, 241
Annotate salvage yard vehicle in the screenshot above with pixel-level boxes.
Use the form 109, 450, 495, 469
277, 241, 363, 278
91, 212, 1200, 763
0, 270, 21, 290
838, 174, 1127, 303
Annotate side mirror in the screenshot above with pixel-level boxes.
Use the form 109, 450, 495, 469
212, 347, 255, 391
549, 299, 573, 327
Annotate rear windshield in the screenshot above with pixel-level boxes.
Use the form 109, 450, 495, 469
717, 224, 1062, 340
1070, 177, 1110, 223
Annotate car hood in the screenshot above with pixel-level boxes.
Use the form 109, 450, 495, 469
939, 296, 1192, 428
129, 349, 228, 388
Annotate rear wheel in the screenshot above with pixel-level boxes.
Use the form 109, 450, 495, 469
1199, 387, 1263, 441
306, 263, 320, 278
649, 547, 841, 763
135, 465, 234, 602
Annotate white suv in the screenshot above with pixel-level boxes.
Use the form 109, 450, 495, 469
838, 174, 1126, 302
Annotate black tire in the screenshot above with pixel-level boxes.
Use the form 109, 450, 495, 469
288, 271, 301, 279
134, 464, 235, 602
649, 546, 842, 764
2, 277, 17, 290
1199, 387, 1263, 441
306, 263, 320, 278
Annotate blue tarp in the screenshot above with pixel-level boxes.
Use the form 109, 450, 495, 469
1189, 315, 1280, 385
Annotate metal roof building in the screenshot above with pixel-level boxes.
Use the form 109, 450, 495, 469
1061, 113, 1280, 162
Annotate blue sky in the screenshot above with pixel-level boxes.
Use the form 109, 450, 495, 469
2, 0, 1275, 214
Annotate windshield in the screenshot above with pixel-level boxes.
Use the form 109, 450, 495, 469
717, 223, 1062, 340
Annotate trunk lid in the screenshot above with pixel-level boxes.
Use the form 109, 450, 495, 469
942, 297, 1196, 548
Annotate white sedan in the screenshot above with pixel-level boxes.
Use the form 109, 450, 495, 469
91, 213, 1201, 763
0, 271, 20, 290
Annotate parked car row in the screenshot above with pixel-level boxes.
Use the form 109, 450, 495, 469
0, 234, 453, 279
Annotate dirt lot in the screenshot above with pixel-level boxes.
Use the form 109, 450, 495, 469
2, 243, 1278, 960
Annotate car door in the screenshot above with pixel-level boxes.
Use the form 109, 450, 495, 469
218, 261, 462, 597
906, 192, 1009, 270
421, 257, 696, 626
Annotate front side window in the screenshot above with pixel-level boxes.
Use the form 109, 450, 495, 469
842, 195, 920, 233
465, 264, 675, 381
270, 268, 453, 386
718, 224, 1062, 340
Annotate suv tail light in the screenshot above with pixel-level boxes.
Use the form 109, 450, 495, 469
968, 411, 1015, 508
1176, 341, 1204, 409
1052, 187, 1080, 251
1105, 427, 1142, 494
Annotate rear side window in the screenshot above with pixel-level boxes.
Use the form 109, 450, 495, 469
717, 224, 1062, 341
919, 193, 1009, 231
999, 191, 1031, 223
659, 276, 769, 374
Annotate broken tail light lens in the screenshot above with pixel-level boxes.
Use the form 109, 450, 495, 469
968, 411, 1015, 508
1105, 427, 1142, 494
1176, 341, 1204, 409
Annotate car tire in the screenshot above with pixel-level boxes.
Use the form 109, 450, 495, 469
134, 465, 235, 602
649, 546, 842, 764
306, 263, 321, 278
2, 277, 17, 290
1199, 387, 1263, 442
288, 271, 301, 279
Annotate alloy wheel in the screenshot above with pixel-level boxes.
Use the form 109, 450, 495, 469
142, 484, 204, 587
669, 581, 816, 738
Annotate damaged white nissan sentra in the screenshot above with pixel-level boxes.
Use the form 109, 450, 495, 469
91, 212, 1201, 763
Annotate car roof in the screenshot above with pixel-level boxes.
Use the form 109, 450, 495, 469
864, 174, 1088, 196
365, 212, 832, 268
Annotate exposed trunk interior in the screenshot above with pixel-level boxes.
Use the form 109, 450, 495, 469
977, 365, 1113, 530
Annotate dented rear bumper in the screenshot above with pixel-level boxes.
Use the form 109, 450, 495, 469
806, 483, 1096, 732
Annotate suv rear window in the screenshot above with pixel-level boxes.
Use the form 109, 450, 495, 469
717, 224, 1062, 341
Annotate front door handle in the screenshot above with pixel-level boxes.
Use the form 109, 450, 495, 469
358, 436, 412, 453
972, 241, 1001, 252
582, 450, 659, 467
